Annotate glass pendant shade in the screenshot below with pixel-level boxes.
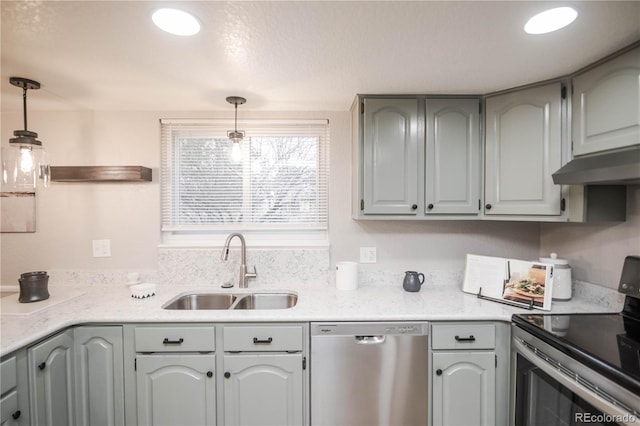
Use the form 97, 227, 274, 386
2, 77, 49, 190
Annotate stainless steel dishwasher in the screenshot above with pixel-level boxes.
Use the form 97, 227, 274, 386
310, 322, 428, 426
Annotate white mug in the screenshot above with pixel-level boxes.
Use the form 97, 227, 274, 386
126, 272, 140, 284
336, 261, 358, 290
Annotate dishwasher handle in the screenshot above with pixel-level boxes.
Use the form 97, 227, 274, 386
355, 335, 386, 344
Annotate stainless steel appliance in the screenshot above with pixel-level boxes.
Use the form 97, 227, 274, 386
511, 256, 640, 425
311, 322, 428, 426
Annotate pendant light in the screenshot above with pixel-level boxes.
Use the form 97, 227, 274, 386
3, 77, 49, 189
226, 96, 246, 162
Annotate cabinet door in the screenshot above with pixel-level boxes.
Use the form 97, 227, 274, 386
485, 83, 562, 215
223, 354, 303, 426
573, 47, 640, 156
425, 98, 481, 214
136, 354, 216, 426
432, 351, 496, 426
28, 329, 75, 426
74, 326, 125, 426
362, 98, 420, 214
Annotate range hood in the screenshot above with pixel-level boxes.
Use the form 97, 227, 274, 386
552, 146, 640, 185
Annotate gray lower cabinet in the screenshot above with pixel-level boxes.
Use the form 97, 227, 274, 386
136, 354, 216, 426
431, 322, 508, 426
1, 350, 28, 426
432, 351, 496, 426
28, 329, 75, 426
222, 324, 306, 426
74, 326, 125, 426
133, 325, 217, 426
222, 354, 303, 426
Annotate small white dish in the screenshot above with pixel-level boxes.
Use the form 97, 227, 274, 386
126, 280, 142, 286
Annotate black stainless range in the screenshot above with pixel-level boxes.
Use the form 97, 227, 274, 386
512, 255, 640, 425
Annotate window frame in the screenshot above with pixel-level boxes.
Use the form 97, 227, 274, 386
160, 118, 330, 248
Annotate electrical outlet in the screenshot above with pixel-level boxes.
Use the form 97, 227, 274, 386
360, 247, 377, 263
92, 239, 111, 257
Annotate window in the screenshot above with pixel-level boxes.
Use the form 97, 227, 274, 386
160, 119, 329, 246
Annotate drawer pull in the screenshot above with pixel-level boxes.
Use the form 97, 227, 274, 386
162, 338, 184, 345
206, 371, 213, 378
455, 335, 476, 342
224, 372, 231, 379
38, 362, 46, 370
253, 337, 273, 344
12, 411, 21, 420
436, 369, 443, 376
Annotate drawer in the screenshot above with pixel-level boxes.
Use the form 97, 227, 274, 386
0, 390, 18, 423
224, 325, 303, 352
135, 326, 215, 352
0, 356, 17, 395
431, 323, 495, 350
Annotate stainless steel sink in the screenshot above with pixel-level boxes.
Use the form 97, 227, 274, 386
232, 293, 298, 310
162, 292, 297, 310
163, 293, 237, 310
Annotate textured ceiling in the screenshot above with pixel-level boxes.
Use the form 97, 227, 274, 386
1, 1, 639, 111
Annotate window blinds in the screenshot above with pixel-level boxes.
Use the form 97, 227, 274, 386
161, 119, 329, 232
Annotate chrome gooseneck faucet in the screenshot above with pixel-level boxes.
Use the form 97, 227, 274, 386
221, 232, 257, 288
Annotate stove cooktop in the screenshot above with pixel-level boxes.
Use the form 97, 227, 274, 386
513, 312, 640, 397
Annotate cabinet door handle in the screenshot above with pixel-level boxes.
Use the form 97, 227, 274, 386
224, 372, 231, 379
253, 337, 273, 344
427, 204, 434, 210
485, 204, 492, 210
455, 335, 476, 342
436, 369, 443, 376
411, 204, 418, 210
12, 410, 21, 420
38, 362, 46, 370
162, 338, 184, 345
206, 371, 213, 378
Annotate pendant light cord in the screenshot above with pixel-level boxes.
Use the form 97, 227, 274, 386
234, 101, 238, 133
22, 86, 28, 131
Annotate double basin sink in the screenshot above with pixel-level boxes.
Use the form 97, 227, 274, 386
163, 291, 297, 310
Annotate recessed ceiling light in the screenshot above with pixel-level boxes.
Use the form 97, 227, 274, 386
524, 7, 578, 35
152, 8, 200, 36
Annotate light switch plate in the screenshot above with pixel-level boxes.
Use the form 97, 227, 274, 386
92, 239, 111, 257
360, 247, 377, 263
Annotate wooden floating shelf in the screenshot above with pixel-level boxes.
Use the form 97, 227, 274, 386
50, 166, 152, 182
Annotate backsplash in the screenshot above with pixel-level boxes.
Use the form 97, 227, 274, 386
157, 248, 331, 288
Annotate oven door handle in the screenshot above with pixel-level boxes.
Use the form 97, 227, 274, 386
513, 338, 639, 426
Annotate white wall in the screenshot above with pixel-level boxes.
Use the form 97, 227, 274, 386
1, 108, 542, 286
540, 185, 640, 289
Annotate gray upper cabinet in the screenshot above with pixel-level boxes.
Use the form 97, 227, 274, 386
485, 82, 563, 216
354, 95, 482, 219
28, 329, 75, 426
425, 98, 481, 215
572, 46, 640, 156
361, 97, 420, 215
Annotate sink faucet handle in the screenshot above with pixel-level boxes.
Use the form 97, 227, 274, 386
246, 265, 257, 279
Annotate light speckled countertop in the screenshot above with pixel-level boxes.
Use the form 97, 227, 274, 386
0, 280, 622, 357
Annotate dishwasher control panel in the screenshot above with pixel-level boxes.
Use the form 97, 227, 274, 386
311, 322, 429, 336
